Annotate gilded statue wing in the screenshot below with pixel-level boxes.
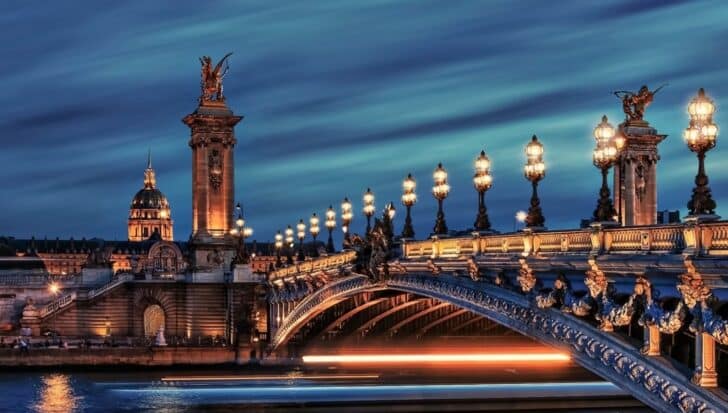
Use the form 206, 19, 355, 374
213, 52, 233, 76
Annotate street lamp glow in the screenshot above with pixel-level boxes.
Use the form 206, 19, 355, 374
386, 202, 396, 220
363, 188, 375, 233
325, 206, 336, 229
309, 213, 320, 237
297, 219, 306, 239
363, 188, 376, 216
401, 174, 417, 206
49, 283, 59, 295
515, 210, 527, 223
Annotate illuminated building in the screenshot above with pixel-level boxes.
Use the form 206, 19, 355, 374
128, 152, 174, 242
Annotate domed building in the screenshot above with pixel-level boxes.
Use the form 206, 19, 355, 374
128, 153, 174, 241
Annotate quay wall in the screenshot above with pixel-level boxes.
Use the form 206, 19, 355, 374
0, 347, 239, 367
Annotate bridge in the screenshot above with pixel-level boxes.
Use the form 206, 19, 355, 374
267, 221, 728, 413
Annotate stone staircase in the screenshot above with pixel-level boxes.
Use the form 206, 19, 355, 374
39, 273, 133, 319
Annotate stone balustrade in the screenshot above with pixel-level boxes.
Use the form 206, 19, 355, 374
402, 221, 728, 259
39, 292, 77, 318
267, 250, 357, 283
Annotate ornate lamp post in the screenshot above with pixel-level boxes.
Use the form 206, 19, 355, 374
274, 230, 283, 268
473, 150, 493, 231
401, 174, 417, 239
309, 213, 320, 257
285, 225, 294, 265
341, 197, 353, 248
591, 116, 622, 224
363, 188, 375, 234
523, 135, 546, 230
296, 219, 306, 262
230, 202, 253, 264
325, 206, 336, 253
432, 163, 450, 235
685, 88, 719, 220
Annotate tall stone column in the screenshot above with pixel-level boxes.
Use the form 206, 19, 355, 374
183, 99, 242, 275
614, 120, 666, 226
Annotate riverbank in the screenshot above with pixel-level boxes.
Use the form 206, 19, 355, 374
0, 347, 249, 367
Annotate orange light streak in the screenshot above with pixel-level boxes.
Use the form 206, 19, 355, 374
302, 353, 570, 364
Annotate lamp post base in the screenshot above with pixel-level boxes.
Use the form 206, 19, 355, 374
590, 221, 620, 228
522, 226, 547, 233
684, 214, 721, 224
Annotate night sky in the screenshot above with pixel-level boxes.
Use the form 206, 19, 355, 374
2, 0, 728, 245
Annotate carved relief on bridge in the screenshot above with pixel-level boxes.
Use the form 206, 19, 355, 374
516, 258, 537, 293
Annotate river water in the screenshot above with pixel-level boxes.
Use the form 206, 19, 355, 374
0, 368, 651, 413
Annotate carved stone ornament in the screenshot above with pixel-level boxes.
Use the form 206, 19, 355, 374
467, 257, 480, 281
516, 258, 536, 293
629, 276, 686, 335
208, 149, 223, 190
677, 259, 712, 310
426, 259, 441, 276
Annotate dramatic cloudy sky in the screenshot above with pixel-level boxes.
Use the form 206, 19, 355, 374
2, 0, 727, 243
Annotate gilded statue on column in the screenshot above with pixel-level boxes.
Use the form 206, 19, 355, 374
614, 84, 666, 123
199, 53, 232, 102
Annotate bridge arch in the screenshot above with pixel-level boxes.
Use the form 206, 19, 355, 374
271, 273, 725, 413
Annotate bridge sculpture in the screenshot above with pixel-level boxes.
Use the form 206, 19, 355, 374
267, 220, 728, 413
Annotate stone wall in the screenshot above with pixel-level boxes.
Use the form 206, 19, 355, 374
0, 347, 236, 366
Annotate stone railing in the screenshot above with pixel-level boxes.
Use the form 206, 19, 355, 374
39, 273, 134, 319
39, 292, 77, 318
268, 250, 357, 282
402, 221, 728, 259
87, 273, 133, 299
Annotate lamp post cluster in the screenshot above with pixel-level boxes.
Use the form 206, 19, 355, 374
591, 116, 624, 224
267, 87, 719, 267
685, 88, 719, 218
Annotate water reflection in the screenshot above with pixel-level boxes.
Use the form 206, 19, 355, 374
32, 374, 83, 413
